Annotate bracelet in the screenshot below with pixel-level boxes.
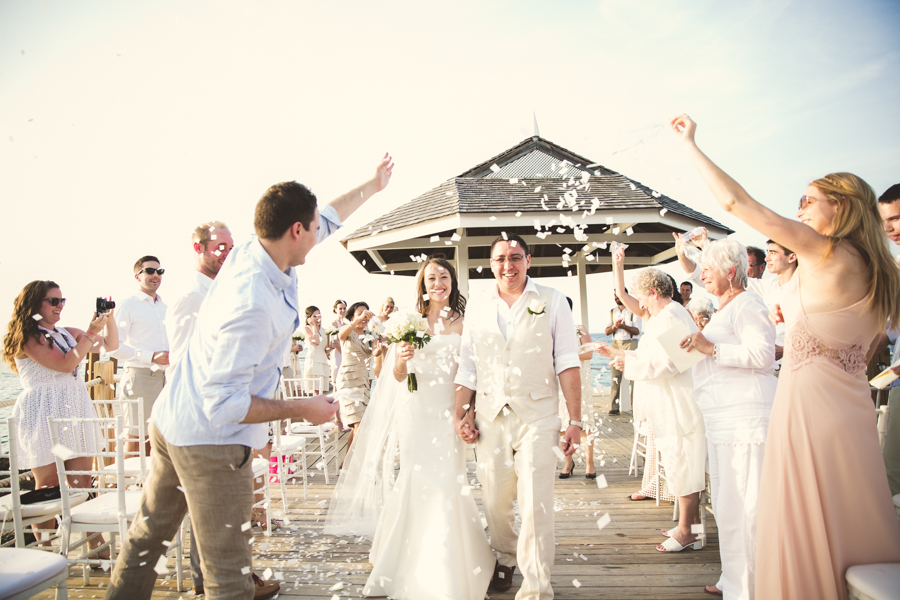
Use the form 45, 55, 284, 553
82, 333, 98, 344
393, 363, 408, 376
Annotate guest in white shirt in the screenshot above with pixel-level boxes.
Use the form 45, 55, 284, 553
604, 293, 641, 415
878, 183, 900, 497
105, 154, 394, 599
680, 238, 777, 599
676, 233, 797, 368
680, 281, 693, 306
109, 255, 169, 454
598, 260, 705, 554
167, 221, 234, 366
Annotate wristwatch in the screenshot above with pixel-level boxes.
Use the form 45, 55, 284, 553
568, 419, 583, 429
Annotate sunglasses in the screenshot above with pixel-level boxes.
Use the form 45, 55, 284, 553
798, 195, 819, 210
139, 267, 165, 275
42, 297, 67, 307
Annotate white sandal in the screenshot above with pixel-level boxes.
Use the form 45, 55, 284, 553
656, 535, 701, 552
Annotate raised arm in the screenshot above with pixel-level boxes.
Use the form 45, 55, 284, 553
327, 153, 394, 222
612, 248, 648, 319
670, 115, 830, 263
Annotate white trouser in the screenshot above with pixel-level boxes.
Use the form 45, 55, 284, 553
476, 409, 560, 600
708, 440, 766, 600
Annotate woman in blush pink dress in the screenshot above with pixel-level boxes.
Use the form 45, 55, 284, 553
672, 114, 900, 600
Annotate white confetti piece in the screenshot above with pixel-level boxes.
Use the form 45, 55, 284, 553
490, 164, 501, 173
659, 208, 668, 216
489, 216, 497, 221
241, 566, 251, 575
51, 443, 75, 460
473, 566, 482, 576
32, 314, 43, 321
625, 227, 634, 236
612, 226, 620, 235
551, 445, 566, 461
573, 579, 582, 588
241, 521, 252, 532
451, 232, 461, 242
597, 512, 611, 531
154, 555, 169, 575
430, 235, 440, 242
509, 178, 518, 184
515, 211, 522, 217
329, 582, 344, 591
596, 474, 608, 489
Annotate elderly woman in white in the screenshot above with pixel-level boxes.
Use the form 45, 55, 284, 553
599, 266, 706, 552
680, 238, 777, 600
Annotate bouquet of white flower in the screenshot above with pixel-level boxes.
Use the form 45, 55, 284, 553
383, 309, 432, 392
291, 330, 305, 342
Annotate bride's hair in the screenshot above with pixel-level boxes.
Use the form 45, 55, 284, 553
415, 257, 466, 318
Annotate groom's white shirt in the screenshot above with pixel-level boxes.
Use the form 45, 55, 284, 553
455, 276, 580, 396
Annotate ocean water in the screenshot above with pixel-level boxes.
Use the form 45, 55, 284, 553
0, 333, 613, 452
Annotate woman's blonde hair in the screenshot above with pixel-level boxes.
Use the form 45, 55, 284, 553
3, 280, 58, 373
814, 172, 900, 326
631, 268, 673, 300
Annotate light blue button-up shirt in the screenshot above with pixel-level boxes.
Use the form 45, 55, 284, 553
152, 206, 342, 448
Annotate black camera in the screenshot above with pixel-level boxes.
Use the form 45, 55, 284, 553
96, 298, 116, 314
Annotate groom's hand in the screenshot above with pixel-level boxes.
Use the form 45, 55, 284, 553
560, 425, 580, 456
455, 410, 479, 444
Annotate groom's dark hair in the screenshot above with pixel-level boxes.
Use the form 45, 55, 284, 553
490, 233, 529, 256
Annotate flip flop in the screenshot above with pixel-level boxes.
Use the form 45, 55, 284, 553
656, 536, 701, 552
626, 493, 652, 501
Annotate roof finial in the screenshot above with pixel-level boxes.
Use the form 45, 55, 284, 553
533, 111, 540, 138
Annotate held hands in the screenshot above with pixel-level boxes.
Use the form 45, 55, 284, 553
560, 425, 580, 457
609, 355, 625, 371
670, 114, 697, 145
151, 351, 170, 366
454, 409, 479, 444
373, 153, 395, 192
596, 344, 625, 358
679, 332, 714, 356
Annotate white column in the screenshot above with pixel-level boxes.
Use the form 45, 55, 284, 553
455, 228, 469, 298
577, 253, 589, 333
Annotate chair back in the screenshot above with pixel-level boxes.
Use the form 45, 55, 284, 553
1, 416, 26, 548
48, 415, 129, 540
281, 377, 324, 400
92, 398, 148, 478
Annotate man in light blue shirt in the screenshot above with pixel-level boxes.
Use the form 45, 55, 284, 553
107, 154, 394, 600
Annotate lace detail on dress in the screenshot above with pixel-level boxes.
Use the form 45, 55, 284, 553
787, 319, 867, 376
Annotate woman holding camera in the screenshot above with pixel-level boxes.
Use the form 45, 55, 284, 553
2, 280, 118, 550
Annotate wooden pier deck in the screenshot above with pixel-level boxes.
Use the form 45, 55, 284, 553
31, 400, 720, 599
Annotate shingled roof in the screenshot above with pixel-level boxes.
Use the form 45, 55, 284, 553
343, 136, 730, 242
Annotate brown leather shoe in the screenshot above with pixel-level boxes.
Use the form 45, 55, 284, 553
490, 561, 515, 592
251, 573, 280, 600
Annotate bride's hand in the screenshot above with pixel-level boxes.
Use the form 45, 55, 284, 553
395, 341, 414, 365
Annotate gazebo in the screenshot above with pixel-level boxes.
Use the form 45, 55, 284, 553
340, 136, 732, 331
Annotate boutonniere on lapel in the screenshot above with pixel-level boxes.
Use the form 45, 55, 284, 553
527, 299, 546, 320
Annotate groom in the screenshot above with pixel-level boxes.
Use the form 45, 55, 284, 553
454, 233, 582, 600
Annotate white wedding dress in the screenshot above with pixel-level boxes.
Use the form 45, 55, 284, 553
326, 333, 494, 600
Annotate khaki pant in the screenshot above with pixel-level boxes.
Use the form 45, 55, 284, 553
105, 425, 255, 600
119, 366, 166, 434
883, 386, 900, 497
609, 339, 637, 410
476, 409, 560, 600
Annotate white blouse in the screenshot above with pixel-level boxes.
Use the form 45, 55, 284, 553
692, 291, 777, 445
623, 302, 704, 446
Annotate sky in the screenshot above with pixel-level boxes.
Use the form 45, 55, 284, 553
2, 0, 899, 334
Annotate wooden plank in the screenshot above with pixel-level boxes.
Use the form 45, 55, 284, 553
31, 410, 720, 600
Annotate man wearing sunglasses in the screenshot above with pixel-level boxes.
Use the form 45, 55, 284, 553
109, 255, 170, 455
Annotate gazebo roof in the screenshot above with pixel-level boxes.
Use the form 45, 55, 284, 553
341, 136, 732, 279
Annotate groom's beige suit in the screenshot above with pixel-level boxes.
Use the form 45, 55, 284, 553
456, 278, 580, 600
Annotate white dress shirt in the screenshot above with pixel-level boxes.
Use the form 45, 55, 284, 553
455, 276, 580, 390
152, 206, 341, 448
605, 306, 642, 341
109, 292, 169, 370
167, 271, 213, 367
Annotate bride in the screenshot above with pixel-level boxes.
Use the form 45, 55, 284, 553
324, 257, 494, 600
